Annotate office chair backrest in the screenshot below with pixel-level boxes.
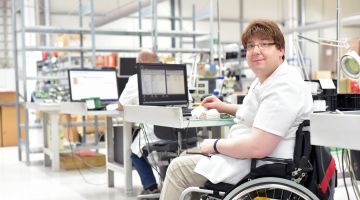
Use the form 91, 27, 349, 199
153, 126, 197, 141
153, 126, 198, 150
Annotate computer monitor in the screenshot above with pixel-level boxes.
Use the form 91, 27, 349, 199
119, 57, 137, 76
137, 63, 189, 106
117, 77, 129, 98
68, 68, 119, 102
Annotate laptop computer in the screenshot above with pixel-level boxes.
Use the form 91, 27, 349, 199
68, 68, 119, 108
136, 63, 193, 116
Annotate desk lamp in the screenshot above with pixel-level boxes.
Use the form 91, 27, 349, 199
340, 50, 360, 80
297, 35, 360, 111
297, 35, 360, 90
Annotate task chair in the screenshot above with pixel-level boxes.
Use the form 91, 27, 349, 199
180, 120, 336, 200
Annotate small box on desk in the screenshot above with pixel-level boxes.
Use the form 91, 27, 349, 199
60, 151, 105, 170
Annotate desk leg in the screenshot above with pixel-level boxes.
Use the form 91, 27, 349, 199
50, 112, 60, 171
106, 117, 115, 187
43, 113, 51, 167
209, 127, 220, 139
123, 121, 133, 195
210, 126, 229, 139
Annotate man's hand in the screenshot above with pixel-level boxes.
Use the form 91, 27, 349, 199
201, 96, 224, 111
200, 139, 218, 155
201, 95, 239, 116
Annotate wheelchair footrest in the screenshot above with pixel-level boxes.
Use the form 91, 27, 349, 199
137, 193, 160, 199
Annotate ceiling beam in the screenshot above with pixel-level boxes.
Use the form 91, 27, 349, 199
93, 0, 167, 27
284, 15, 360, 34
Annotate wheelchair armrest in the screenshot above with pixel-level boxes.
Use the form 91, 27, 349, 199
202, 181, 234, 193
248, 159, 294, 181
259, 157, 293, 165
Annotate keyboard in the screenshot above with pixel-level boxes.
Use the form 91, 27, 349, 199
181, 107, 193, 117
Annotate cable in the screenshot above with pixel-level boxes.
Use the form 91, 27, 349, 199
138, 123, 162, 180
182, 118, 196, 151
345, 150, 360, 200
342, 149, 351, 200
66, 125, 106, 186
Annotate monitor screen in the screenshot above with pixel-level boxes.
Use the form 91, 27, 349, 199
117, 77, 129, 98
137, 63, 189, 106
119, 57, 137, 76
68, 68, 119, 102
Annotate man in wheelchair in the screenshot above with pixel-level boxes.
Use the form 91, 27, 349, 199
159, 19, 314, 200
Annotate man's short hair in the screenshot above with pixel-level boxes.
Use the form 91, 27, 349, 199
241, 19, 285, 52
137, 50, 158, 63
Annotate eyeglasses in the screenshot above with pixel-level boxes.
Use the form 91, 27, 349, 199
246, 42, 276, 51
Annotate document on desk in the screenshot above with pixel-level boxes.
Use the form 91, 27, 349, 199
106, 103, 118, 110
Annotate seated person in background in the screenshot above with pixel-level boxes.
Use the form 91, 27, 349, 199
118, 49, 161, 194
159, 19, 314, 200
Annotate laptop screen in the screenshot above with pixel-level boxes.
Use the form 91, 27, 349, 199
68, 68, 119, 102
137, 63, 189, 106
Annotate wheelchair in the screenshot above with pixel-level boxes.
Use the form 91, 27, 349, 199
179, 120, 335, 200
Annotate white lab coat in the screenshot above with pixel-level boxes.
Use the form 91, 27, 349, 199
119, 74, 161, 157
194, 61, 313, 184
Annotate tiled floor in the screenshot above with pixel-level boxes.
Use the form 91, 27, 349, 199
0, 146, 358, 200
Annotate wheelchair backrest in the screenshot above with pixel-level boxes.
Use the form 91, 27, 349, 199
293, 120, 337, 200
248, 120, 336, 200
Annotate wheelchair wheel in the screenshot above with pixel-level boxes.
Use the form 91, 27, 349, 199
224, 177, 319, 200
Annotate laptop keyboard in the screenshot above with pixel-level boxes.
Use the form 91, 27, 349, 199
181, 107, 193, 116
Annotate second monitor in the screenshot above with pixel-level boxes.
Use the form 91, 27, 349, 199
119, 57, 137, 76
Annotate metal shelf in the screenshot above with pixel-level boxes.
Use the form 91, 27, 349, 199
25, 46, 89, 52
43, 142, 106, 156
0, 102, 17, 106
13, 0, 214, 166
61, 120, 105, 127
24, 25, 208, 37
25, 76, 68, 81
157, 48, 210, 53
25, 46, 211, 54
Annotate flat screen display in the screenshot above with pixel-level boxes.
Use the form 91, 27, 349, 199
119, 57, 137, 76
137, 63, 189, 106
68, 68, 119, 102
117, 77, 129, 97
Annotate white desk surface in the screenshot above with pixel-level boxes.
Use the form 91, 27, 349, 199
60, 102, 123, 116
124, 105, 235, 128
310, 111, 360, 151
26, 102, 60, 112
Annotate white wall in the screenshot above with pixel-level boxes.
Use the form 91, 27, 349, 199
0, 68, 15, 91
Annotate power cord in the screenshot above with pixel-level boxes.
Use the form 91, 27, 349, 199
341, 149, 351, 200
344, 149, 360, 199
138, 123, 162, 181
66, 125, 106, 186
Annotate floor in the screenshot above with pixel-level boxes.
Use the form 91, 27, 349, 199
0, 147, 143, 200
0, 146, 359, 200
